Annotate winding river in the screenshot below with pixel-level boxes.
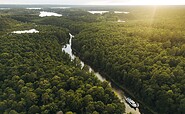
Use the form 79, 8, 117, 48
62, 33, 142, 114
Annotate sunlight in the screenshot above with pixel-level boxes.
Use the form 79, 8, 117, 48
149, 6, 157, 27
126, 0, 184, 5
88, 0, 185, 5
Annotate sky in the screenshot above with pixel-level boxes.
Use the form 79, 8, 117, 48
0, 0, 185, 5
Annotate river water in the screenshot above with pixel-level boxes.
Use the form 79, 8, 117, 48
62, 33, 141, 114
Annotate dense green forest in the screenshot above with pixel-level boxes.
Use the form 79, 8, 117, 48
0, 15, 124, 113
0, 5, 185, 114
72, 7, 185, 114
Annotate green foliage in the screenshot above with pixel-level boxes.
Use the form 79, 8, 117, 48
73, 7, 185, 114
0, 17, 18, 31
0, 24, 124, 114
2, 5, 185, 114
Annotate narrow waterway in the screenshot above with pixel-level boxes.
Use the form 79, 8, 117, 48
62, 33, 141, 114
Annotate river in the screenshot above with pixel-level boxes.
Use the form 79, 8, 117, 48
62, 33, 141, 114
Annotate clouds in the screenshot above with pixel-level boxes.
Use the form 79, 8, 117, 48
0, 0, 185, 5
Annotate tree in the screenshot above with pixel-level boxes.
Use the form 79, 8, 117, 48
28, 105, 40, 114
9, 110, 19, 114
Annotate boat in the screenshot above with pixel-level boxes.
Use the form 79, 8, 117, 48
125, 97, 139, 108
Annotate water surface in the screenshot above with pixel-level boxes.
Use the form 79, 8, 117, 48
114, 11, 130, 14
0, 8, 10, 10
118, 20, 126, 22
12, 29, 39, 34
50, 7, 70, 9
39, 11, 62, 17
26, 8, 42, 10
88, 11, 109, 14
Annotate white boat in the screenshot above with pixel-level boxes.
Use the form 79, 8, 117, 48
125, 97, 139, 108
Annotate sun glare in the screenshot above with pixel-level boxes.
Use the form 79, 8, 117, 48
88, 0, 185, 5
127, 0, 184, 5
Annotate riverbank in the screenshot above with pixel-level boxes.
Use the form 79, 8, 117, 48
72, 48, 157, 114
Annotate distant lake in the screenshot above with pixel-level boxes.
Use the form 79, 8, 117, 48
88, 11, 109, 14
114, 11, 130, 14
12, 29, 39, 34
0, 8, 10, 10
26, 8, 42, 10
39, 11, 62, 17
118, 20, 126, 22
50, 7, 70, 9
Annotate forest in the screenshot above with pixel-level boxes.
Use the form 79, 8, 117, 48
72, 6, 185, 114
0, 5, 185, 114
0, 10, 125, 113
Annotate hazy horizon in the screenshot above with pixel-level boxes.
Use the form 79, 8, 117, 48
0, 0, 185, 5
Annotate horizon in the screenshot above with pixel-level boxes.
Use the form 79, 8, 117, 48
0, 0, 185, 5
0, 4, 185, 6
